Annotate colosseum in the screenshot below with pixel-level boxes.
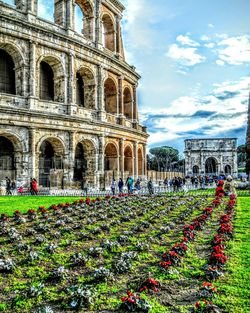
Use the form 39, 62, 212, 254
0, 0, 148, 190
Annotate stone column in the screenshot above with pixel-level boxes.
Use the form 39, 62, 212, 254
29, 127, 36, 179
116, 15, 121, 56
98, 135, 105, 190
200, 150, 204, 175
133, 84, 138, 123
65, 0, 74, 34
95, 0, 102, 48
119, 138, 125, 180
97, 65, 106, 120
68, 131, 75, 186
118, 75, 125, 125
68, 53, 76, 115
143, 144, 147, 178
54, 0, 66, 27
28, 41, 37, 110
134, 141, 138, 179
26, 0, 38, 21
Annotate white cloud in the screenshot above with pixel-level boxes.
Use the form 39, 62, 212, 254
204, 42, 215, 48
201, 35, 210, 41
37, 0, 54, 21
141, 77, 250, 146
176, 34, 200, 47
217, 35, 250, 65
167, 44, 206, 66
208, 23, 215, 28
216, 59, 225, 66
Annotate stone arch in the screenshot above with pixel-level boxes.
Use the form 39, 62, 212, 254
225, 164, 231, 175
37, 55, 65, 102
138, 148, 143, 176
193, 165, 199, 175
0, 42, 25, 96
123, 87, 133, 119
102, 13, 115, 52
124, 145, 133, 175
74, 138, 97, 186
76, 66, 96, 109
0, 132, 25, 181
37, 137, 65, 187
104, 77, 118, 114
104, 142, 118, 171
205, 157, 218, 175
74, 0, 94, 40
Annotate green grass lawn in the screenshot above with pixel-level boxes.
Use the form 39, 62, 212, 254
0, 196, 85, 216
214, 196, 250, 312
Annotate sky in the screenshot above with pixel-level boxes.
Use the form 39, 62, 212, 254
4, 0, 250, 153
120, 0, 250, 153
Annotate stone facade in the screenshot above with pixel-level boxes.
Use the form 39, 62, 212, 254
184, 138, 238, 177
0, 0, 148, 189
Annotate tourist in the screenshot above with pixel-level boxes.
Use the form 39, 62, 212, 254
11, 180, 16, 194
18, 186, 24, 195
118, 178, 124, 194
135, 178, 141, 191
111, 178, 117, 195
30, 178, 34, 195
32, 178, 38, 196
126, 176, 133, 194
224, 175, 237, 196
147, 178, 154, 195
5, 177, 11, 195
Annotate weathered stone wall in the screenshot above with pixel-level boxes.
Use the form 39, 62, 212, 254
184, 138, 238, 177
0, 0, 148, 189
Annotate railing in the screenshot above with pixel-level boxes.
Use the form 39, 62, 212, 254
35, 100, 68, 114
0, 94, 28, 109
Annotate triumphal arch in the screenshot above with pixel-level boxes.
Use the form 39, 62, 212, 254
0, 0, 148, 189
184, 138, 238, 177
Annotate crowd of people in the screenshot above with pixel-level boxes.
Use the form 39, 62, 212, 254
2, 177, 39, 196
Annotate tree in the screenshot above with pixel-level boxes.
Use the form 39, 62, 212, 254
246, 93, 250, 177
237, 144, 246, 169
148, 146, 179, 171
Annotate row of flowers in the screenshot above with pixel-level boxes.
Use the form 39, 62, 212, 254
119, 195, 223, 312
193, 194, 236, 313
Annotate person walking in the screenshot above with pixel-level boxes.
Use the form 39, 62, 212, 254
111, 178, 117, 195
32, 178, 39, 195
118, 178, 124, 194
30, 178, 34, 195
147, 178, 154, 195
135, 178, 141, 191
5, 177, 12, 195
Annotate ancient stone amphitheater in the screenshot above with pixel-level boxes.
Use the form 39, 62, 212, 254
0, 0, 148, 190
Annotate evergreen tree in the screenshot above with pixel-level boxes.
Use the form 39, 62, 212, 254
246, 93, 250, 177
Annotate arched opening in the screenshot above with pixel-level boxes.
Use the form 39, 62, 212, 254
225, 165, 231, 175
39, 140, 64, 187
138, 148, 143, 176
40, 61, 54, 100
76, 67, 95, 109
76, 72, 84, 106
0, 49, 15, 95
193, 165, 199, 175
104, 78, 117, 114
75, 0, 93, 40
74, 142, 87, 182
123, 87, 133, 119
102, 14, 115, 52
37, 0, 54, 22
124, 146, 133, 175
105, 143, 118, 171
0, 136, 15, 180
205, 157, 217, 175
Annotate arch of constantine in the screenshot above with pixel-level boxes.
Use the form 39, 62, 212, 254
0, 0, 148, 189
184, 138, 238, 177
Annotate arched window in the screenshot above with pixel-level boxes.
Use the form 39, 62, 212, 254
40, 61, 54, 100
123, 87, 133, 119
37, 0, 54, 22
0, 49, 15, 95
75, 0, 93, 40
76, 72, 84, 106
105, 143, 118, 171
102, 14, 115, 51
104, 78, 117, 114
193, 165, 199, 175
124, 146, 133, 175
0, 136, 15, 180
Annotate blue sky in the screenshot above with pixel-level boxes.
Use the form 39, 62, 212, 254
4, 0, 250, 153
120, 0, 250, 153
